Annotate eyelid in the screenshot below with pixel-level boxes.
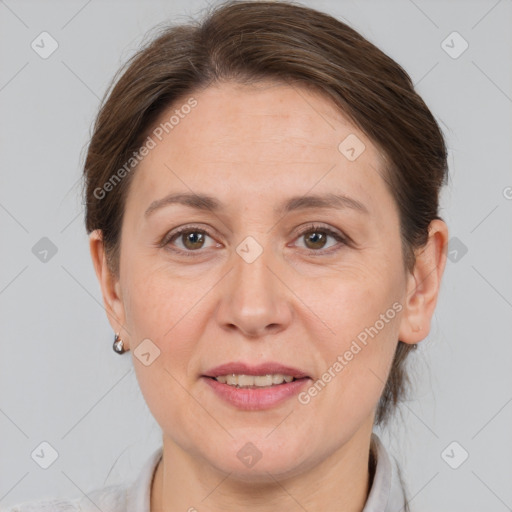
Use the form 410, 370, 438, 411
292, 222, 346, 239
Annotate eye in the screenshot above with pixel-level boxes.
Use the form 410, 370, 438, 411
293, 224, 346, 253
163, 226, 218, 254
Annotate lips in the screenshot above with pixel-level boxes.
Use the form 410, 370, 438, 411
203, 362, 310, 379
202, 363, 312, 410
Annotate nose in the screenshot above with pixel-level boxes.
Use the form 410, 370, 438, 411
214, 242, 293, 339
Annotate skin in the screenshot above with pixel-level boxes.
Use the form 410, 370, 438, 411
90, 81, 448, 512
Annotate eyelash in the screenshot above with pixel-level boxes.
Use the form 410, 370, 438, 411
160, 223, 348, 258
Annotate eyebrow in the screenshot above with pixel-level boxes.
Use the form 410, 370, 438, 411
144, 192, 369, 218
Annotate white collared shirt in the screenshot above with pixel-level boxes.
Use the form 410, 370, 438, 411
4, 433, 408, 512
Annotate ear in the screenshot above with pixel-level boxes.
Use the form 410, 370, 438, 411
89, 229, 130, 349
398, 219, 449, 345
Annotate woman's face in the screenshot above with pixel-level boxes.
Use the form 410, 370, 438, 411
97, 81, 430, 479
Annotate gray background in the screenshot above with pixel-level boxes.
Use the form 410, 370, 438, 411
1, 0, 511, 510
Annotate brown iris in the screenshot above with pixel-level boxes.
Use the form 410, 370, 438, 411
181, 231, 206, 250
303, 230, 328, 250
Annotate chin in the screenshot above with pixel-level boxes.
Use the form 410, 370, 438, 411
221, 457, 312, 484
202, 435, 314, 482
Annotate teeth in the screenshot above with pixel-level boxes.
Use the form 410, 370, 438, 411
214, 374, 296, 387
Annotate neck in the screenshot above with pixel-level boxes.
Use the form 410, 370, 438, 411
151, 425, 374, 512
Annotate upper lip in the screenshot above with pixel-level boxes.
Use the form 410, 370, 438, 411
203, 362, 310, 379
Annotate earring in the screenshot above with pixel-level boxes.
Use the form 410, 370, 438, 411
113, 332, 126, 354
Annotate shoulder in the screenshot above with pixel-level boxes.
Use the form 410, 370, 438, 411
5, 446, 162, 512
3, 483, 127, 512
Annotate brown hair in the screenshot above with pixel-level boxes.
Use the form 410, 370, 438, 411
82, 0, 448, 427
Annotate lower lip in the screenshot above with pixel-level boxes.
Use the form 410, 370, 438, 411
202, 377, 310, 410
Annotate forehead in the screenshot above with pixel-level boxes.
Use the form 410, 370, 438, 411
167, 81, 370, 160
126, 81, 396, 220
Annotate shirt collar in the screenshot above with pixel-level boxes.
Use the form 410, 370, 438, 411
126, 433, 406, 512
126, 445, 162, 512
363, 433, 407, 511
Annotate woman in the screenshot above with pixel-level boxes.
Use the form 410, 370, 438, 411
7, 0, 448, 510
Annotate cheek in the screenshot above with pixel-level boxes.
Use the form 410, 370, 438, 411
124, 269, 204, 447
299, 263, 403, 413
123, 260, 191, 337
299, 259, 402, 343
123, 261, 215, 374
120, 266, 204, 418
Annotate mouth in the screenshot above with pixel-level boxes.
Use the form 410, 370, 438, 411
202, 362, 311, 410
